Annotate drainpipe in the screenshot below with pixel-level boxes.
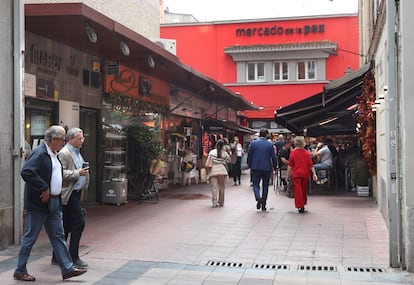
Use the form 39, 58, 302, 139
13, 0, 25, 244
386, 0, 400, 268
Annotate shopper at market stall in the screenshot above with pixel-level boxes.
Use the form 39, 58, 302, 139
206, 139, 231, 207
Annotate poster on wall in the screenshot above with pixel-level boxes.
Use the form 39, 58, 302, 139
59, 100, 80, 129
36, 77, 55, 100
24, 73, 36, 97
31, 114, 47, 136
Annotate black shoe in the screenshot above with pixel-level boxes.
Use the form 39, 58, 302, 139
261, 204, 267, 212
62, 268, 87, 280
256, 198, 261, 210
51, 256, 58, 265
73, 258, 88, 268
298, 208, 305, 213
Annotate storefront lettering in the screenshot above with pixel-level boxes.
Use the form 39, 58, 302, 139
66, 55, 79, 76
30, 45, 62, 73
236, 24, 325, 37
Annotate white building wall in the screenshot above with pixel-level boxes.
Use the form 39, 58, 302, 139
25, 0, 161, 39
399, 0, 414, 272
0, 0, 15, 249
374, 29, 389, 223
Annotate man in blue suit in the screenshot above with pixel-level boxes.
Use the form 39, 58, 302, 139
248, 128, 278, 211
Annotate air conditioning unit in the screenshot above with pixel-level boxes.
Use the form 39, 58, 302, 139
153, 38, 177, 55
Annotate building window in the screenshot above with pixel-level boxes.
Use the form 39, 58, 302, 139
273, 62, 288, 81
247, 62, 265, 82
297, 60, 316, 80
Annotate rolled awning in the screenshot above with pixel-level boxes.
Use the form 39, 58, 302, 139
203, 118, 255, 134
275, 61, 374, 136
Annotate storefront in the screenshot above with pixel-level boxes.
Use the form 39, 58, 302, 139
24, 31, 102, 206
25, 2, 257, 204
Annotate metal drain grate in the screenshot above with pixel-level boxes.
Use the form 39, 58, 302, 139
252, 263, 289, 270
298, 265, 337, 272
207, 261, 244, 268
345, 266, 386, 273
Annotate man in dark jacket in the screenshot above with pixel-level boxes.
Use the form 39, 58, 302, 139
14, 125, 87, 282
248, 128, 278, 211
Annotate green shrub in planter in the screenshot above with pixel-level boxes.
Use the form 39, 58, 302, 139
354, 158, 370, 186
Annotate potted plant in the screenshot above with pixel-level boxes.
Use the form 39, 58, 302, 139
127, 125, 162, 177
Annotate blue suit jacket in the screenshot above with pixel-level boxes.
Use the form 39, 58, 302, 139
248, 138, 277, 171
21, 142, 56, 213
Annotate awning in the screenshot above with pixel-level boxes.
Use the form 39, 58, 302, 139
25, 3, 258, 111
275, 62, 373, 136
203, 118, 255, 134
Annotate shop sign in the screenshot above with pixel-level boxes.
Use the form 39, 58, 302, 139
236, 24, 325, 37
29, 44, 62, 77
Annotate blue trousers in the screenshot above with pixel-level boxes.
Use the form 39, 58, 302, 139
16, 197, 74, 275
314, 162, 331, 179
251, 169, 271, 206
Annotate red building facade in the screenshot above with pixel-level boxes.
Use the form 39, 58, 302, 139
161, 14, 359, 132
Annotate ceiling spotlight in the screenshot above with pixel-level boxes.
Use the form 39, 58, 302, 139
120, 40, 130, 56
147, 54, 155, 68
85, 23, 97, 43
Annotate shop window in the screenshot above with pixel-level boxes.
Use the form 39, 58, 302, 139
273, 61, 288, 81
83, 69, 101, 89
297, 60, 316, 80
246, 62, 265, 82
91, 71, 100, 88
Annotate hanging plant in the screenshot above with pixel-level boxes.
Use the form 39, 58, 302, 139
354, 71, 377, 176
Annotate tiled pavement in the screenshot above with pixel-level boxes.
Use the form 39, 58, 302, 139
1, 172, 414, 284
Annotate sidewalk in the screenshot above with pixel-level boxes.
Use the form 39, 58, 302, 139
1, 172, 413, 284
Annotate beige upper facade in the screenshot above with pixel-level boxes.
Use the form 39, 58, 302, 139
25, 0, 161, 39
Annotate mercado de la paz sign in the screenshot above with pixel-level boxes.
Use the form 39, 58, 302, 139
235, 24, 325, 37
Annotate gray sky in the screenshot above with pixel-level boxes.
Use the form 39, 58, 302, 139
163, 0, 358, 22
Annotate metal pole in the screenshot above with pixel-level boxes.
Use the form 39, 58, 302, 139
13, 0, 25, 244
386, 0, 399, 268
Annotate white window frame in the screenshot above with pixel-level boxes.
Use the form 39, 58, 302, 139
297, 60, 316, 80
273, 61, 289, 81
246, 62, 265, 82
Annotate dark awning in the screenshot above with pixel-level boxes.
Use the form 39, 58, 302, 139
25, 3, 258, 111
203, 118, 255, 134
275, 62, 373, 136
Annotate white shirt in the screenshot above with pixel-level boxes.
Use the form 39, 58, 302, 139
45, 142, 63, 195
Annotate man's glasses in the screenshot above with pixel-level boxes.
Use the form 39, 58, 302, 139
54, 137, 66, 142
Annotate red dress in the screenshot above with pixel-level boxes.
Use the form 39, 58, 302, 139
288, 148, 313, 209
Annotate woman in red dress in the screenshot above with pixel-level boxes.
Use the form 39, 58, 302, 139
287, 136, 318, 213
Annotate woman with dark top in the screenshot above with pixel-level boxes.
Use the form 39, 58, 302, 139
230, 136, 243, 185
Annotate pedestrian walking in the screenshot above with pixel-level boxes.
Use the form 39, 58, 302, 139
14, 125, 87, 281
287, 136, 318, 213
206, 139, 231, 207
51, 127, 90, 268
230, 136, 243, 185
247, 128, 278, 211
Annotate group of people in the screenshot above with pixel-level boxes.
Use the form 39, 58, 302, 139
276, 135, 339, 212
14, 125, 90, 281
205, 128, 340, 214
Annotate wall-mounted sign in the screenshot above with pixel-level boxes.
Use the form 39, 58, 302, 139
24, 73, 36, 97
236, 24, 325, 37
36, 77, 55, 101
30, 114, 47, 136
